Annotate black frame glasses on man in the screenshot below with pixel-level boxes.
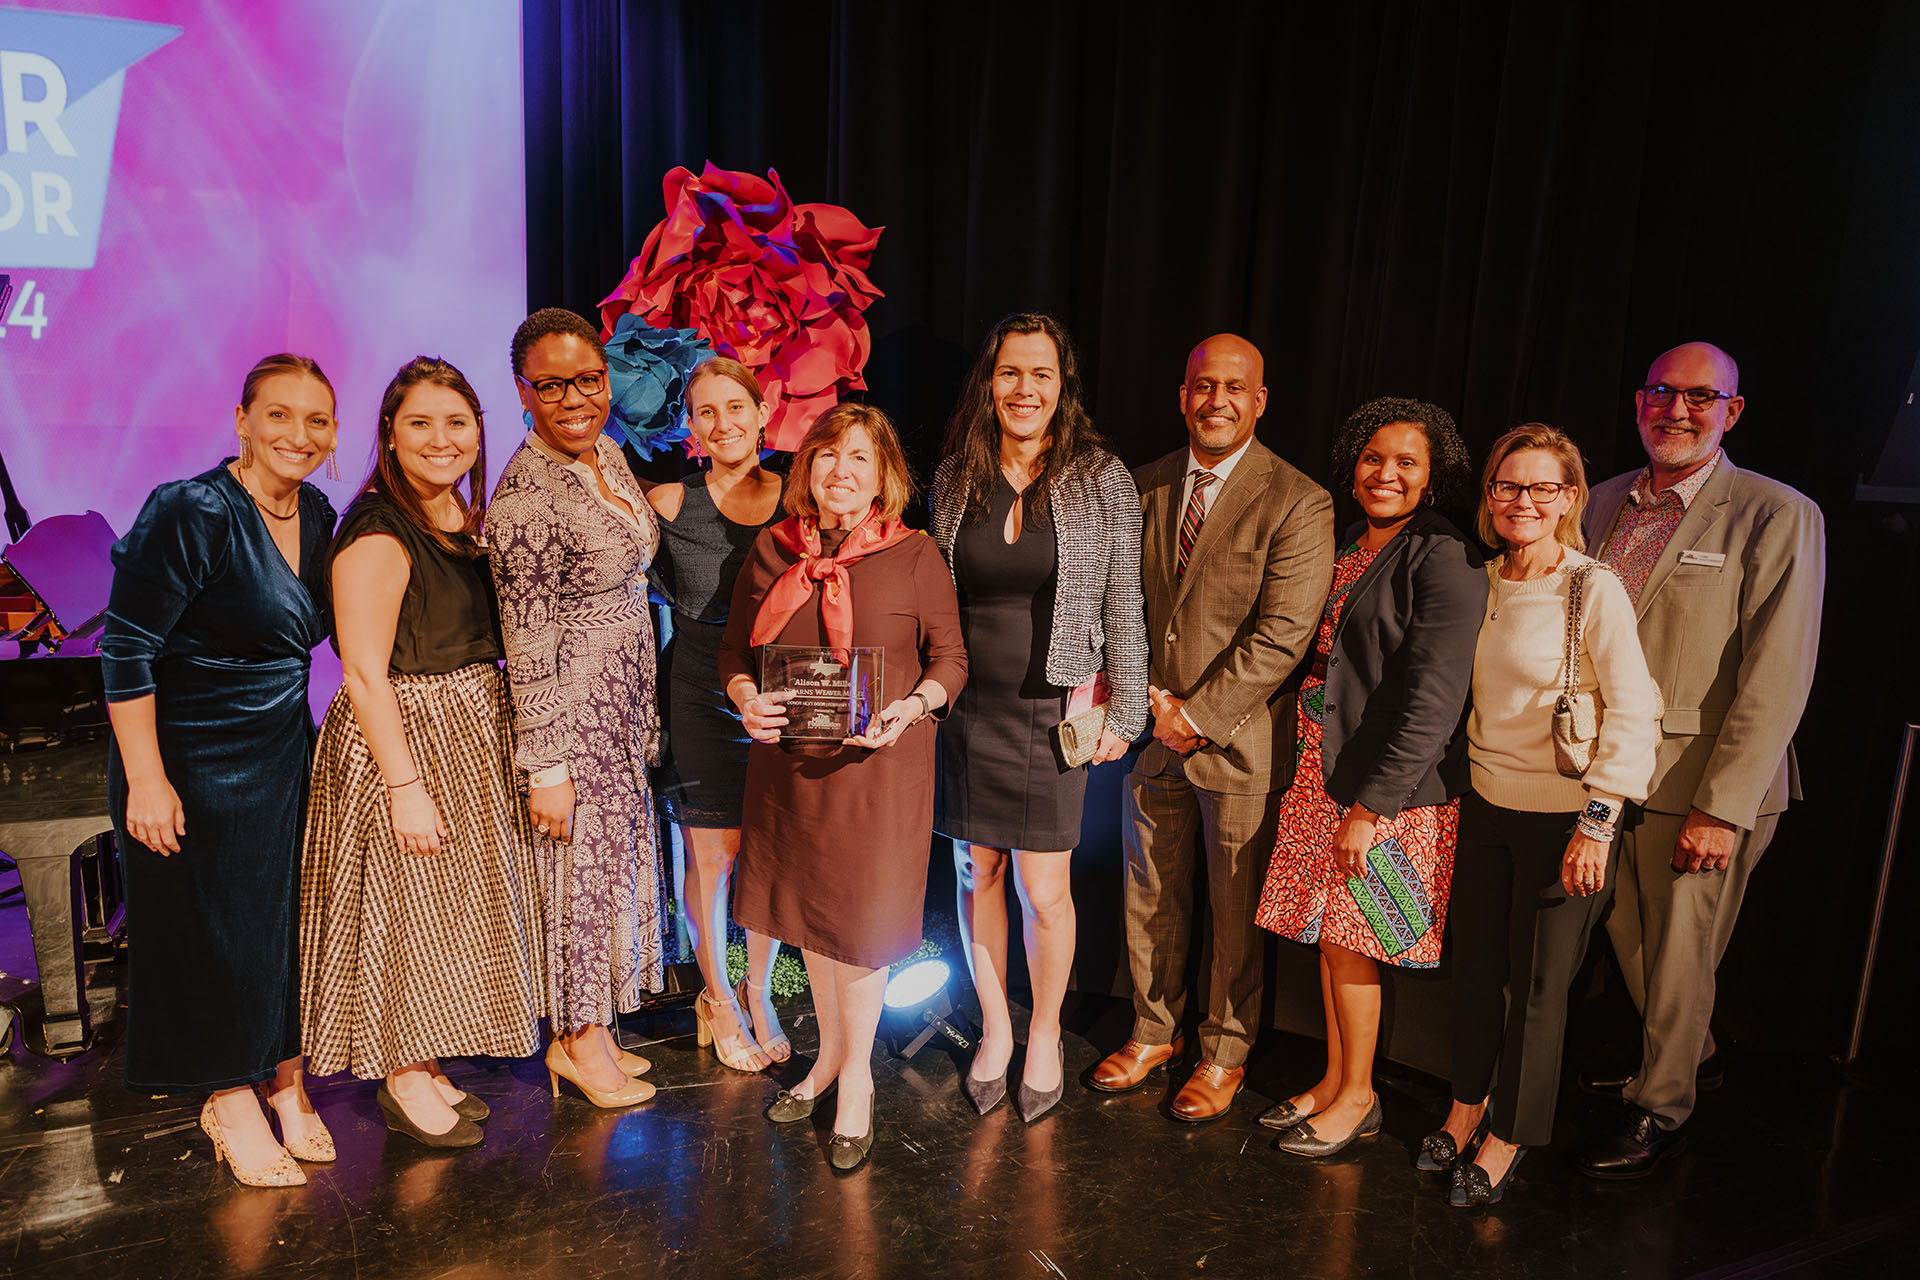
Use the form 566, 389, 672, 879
518, 368, 609, 403
1487, 480, 1573, 503
1639, 383, 1736, 410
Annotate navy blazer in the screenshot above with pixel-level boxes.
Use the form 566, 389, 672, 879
1319, 506, 1487, 819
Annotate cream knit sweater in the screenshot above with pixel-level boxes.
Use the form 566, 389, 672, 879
1467, 548, 1658, 814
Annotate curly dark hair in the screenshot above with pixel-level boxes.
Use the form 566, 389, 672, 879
510, 307, 608, 377
1329, 396, 1473, 516
940, 312, 1109, 521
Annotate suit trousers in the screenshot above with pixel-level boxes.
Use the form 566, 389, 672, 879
1449, 791, 1612, 1148
1608, 806, 1777, 1129
1121, 752, 1280, 1070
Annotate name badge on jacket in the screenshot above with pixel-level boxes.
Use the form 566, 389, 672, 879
1679, 550, 1726, 568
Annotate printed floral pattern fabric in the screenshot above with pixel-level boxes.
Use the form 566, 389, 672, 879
486, 433, 665, 1030
1254, 543, 1457, 968
1592, 451, 1722, 604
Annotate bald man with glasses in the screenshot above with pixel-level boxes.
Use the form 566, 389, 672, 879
1571, 341, 1826, 1178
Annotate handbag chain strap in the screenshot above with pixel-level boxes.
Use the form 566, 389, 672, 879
1561, 562, 1595, 701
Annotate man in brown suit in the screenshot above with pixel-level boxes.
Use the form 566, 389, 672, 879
1571, 341, 1825, 1177
1088, 334, 1335, 1120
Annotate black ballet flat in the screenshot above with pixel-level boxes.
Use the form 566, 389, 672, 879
1257, 1097, 1312, 1132
1272, 1095, 1382, 1158
1449, 1146, 1527, 1207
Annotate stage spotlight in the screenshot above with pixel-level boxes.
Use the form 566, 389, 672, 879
881, 957, 973, 1059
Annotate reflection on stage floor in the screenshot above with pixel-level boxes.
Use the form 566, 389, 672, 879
1, 888, 1915, 1279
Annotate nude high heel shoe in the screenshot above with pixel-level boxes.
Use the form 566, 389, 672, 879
201, 1097, 306, 1188
546, 1040, 655, 1109
257, 1084, 336, 1163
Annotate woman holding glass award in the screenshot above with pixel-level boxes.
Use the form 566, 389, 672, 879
719, 402, 967, 1171
928, 313, 1146, 1123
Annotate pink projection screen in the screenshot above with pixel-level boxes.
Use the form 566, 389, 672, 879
0, 0, 528, 538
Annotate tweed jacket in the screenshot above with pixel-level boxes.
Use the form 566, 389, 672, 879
1133, 437, 1335, 795
1585, 454, 1825, 827
929, 449, 1149, 740
1320, 507, 1488, 819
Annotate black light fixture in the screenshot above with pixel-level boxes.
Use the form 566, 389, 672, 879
880, 957, 972, 1059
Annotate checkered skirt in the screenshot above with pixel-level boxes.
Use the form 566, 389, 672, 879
301, 663, 547, 1078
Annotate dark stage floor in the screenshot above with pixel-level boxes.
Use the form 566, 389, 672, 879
2, 889, 1916, 1279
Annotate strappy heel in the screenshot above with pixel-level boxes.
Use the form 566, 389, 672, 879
697, 986, 770, 1073
741, 977, 792, 1063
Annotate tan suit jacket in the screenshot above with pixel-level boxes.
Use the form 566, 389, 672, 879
1133, 438, 1335, 795
1586, 456, 1825, 827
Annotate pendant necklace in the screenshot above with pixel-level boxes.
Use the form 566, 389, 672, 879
234, 465, 298, 521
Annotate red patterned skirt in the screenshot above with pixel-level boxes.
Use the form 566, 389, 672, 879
1254, 679, 1457, 968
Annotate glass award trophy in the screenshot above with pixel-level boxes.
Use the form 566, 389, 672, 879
759, 645, 885, 740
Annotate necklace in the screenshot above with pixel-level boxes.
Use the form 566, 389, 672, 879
232, 464, 299, 520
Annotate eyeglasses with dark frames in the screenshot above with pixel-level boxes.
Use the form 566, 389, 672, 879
518, 368, 609, 403
1639, 383, 1736, 410
1487, 480, 1572, 503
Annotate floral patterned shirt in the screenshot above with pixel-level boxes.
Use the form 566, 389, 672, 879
1595, 450, 1722, 604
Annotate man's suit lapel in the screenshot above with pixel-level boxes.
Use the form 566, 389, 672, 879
1171, 442, 1272, 614
1630, 458, 1736, 620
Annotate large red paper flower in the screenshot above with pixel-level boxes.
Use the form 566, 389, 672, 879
599, 164, 883, 453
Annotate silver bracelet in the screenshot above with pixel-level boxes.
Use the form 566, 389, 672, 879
1575, 814, 1617, 842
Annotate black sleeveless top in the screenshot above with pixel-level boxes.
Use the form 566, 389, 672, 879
328, 493, 503, 675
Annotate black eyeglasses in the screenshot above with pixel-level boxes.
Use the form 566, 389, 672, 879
518, 368, 608, 403
1639, 383, 1736, 410
1487, 480, 1571, 503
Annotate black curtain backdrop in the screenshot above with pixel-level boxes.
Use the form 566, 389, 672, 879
524, 0, 1920, 1066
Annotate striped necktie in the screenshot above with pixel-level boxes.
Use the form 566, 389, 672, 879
1177, 470, 1218, 578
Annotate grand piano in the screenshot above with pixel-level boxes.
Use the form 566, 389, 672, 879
0, 511, 126, 1058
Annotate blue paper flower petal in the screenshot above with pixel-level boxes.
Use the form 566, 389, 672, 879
603, 313, 713, 458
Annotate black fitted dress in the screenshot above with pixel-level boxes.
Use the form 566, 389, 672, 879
653, 473, 783, 826
936, 475, 1086, 851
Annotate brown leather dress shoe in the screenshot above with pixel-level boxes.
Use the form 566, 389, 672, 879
1087, 1035, 1185, 1093
1170, 1061, 1245, 1122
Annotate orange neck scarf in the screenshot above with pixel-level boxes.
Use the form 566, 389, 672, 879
749, 505, 915, 658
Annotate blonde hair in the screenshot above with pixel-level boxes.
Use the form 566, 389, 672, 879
1477, 423, 1589, 552
786, 402, 915, 523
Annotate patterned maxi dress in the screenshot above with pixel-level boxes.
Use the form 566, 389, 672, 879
1254, 542, 1458, 968
486, 432, 665, 1031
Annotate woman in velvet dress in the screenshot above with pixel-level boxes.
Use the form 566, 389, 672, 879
104, 353, 341, 1187
928, 313, 1146, 1122
487, 308, 661, 1110
647, 357, 788, 1074
303, 357, 545, 1149
720, 402, 966, 1171
1251, 398, 1485, 1158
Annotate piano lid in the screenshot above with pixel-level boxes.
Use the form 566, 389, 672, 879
1, 511, 118, 650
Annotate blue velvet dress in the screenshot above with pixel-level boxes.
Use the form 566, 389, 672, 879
102, 464, 335, 1092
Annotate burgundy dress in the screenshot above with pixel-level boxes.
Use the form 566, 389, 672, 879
719, 530, 967, 969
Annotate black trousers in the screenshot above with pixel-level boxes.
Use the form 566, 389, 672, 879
1448, 790, 1615, 1148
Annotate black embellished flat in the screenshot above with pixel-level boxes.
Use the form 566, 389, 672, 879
1449, 1146, 1527, 1207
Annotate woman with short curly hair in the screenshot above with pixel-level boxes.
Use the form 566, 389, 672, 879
1253, 396, 1487, 1158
